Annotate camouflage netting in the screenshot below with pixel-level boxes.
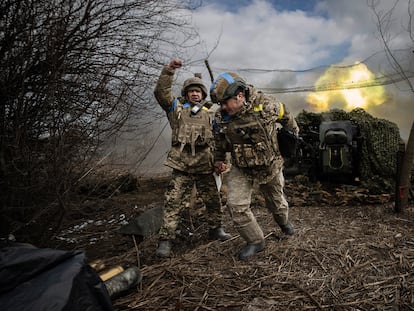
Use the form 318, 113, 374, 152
296, 108, 403, 194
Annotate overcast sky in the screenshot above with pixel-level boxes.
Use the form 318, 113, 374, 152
171, 0, 414, 140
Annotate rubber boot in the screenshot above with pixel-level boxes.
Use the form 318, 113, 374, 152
280, 222, 294, 235
156, 240, 172, 258
239, 241, 265, 260
208, 227, 232, 241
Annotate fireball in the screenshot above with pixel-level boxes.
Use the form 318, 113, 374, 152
307, 63, 386, 112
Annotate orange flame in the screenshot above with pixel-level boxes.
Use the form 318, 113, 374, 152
306, 63, 386, 112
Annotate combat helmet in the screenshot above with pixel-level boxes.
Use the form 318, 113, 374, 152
181, 73, 208, 99
210, 72, 248, 103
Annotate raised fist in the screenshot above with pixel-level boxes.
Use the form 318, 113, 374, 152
168, 58, 182, 70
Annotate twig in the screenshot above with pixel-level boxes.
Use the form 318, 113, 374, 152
131, 235, 142, 291
293, 282, 323, 310
132, 235, 141, 269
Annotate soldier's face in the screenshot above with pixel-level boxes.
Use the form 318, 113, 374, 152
186, 88, 203, 104
220, 92, 244, 116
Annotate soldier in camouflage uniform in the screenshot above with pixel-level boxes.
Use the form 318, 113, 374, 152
154, 59, 232, 258
210, 72, 299, 260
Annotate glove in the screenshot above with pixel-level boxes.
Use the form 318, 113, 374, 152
277, 127, 298, 158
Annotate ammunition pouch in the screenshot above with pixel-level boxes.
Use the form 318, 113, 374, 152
232, 142, 274, 167
277, 127, 297, 158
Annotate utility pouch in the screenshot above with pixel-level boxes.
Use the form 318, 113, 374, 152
233, 142, 274, 167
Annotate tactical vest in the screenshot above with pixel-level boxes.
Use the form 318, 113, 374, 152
169, 100, 213, 156
219, 104, 279, 168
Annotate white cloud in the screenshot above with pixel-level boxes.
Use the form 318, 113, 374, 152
192, 0, 354, 70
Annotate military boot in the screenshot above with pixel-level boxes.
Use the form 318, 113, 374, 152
156, 240, 172, 258
208, 227, 232, 241
280, 222, 294, 235
239, 241, 265, 260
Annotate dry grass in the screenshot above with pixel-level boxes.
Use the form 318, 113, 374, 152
56, 175, 414, 311
106, 201, 413, 310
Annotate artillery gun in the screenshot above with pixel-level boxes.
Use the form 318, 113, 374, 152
284, 118, 361, 184
283, 108, 402, 195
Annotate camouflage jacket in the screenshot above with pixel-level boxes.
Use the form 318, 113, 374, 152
213, 86, 298, 181
154, 65, 215, 174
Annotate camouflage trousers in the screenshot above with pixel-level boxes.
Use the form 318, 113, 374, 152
158, 169, 224, 240
226, 164, 289, 244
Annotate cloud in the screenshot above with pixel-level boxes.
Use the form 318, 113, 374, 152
192, 0, 353, 70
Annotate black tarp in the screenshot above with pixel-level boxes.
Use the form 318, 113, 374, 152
0, 243, 113, 311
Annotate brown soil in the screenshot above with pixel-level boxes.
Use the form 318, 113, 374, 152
41, 173, 414, 310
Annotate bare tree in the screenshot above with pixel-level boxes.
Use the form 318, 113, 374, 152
368, 0, 414, 211
0, 0, 201, 239
368, 0, 414, 91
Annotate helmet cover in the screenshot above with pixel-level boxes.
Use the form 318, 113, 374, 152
210, 72, 247, 103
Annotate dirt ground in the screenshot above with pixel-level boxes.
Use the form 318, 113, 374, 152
44, 173, 414, 310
